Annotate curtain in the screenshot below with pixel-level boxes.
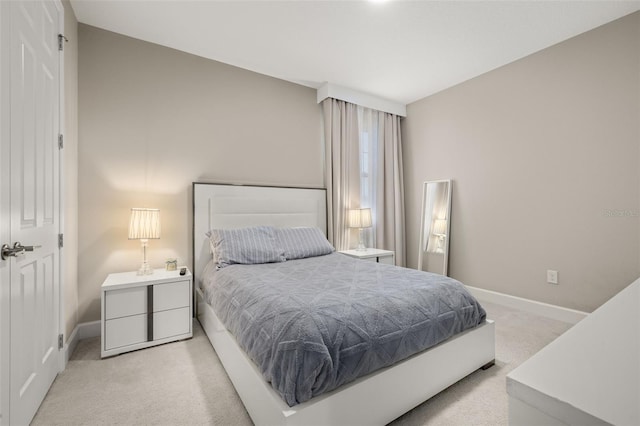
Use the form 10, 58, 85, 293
322, 98, 360, 250
373, 109, 406, 267
323, 98, 406, 265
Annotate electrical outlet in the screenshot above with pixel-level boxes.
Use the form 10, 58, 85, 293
547, 270, 558, 285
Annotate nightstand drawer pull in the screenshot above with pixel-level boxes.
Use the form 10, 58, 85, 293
147, 285, 154, 342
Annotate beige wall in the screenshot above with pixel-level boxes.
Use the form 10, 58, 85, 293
62, 0, 79, 342
403, 12, 640, 313
78, 25, 323, 323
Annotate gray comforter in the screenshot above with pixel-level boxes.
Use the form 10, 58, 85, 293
202, 252, 486, 406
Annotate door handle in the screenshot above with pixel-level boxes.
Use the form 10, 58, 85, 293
1, 242, 41, 260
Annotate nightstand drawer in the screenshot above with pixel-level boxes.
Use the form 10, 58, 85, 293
154, 280, 190, 311
105, 314, 147, 350
378, 256, 394, 265
154, 307, 190, 340
105, 286, 147, 320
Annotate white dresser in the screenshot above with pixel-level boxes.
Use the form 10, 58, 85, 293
101, 268, 193, 358
507, 278, 639, 425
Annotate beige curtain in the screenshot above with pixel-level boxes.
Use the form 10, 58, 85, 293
322, 98, 360, 250
323, 98, 406, 262
374, 111, 406, 266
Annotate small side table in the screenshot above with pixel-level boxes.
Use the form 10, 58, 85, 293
101, 268, 193, 358
339, 248, 395, 265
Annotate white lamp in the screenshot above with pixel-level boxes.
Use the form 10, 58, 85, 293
348, 208, 372, 251
433, 218, 447, 253
128, 208, 161, 275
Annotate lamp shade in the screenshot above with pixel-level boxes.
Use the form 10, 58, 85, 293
348, 208, 372, 228
128, 208, 161, 240
433, 219, 447, 236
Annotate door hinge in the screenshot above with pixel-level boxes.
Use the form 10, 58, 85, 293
58, 334, 64, 350
58, 233, 63, 248
58, 134, 64, 150
58, 34, 67, 51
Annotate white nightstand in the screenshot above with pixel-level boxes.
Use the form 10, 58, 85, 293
339, 248, 395, 265
101, 268, 193, 358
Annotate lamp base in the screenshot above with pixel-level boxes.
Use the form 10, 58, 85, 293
137, 263, 154, 275
136, 239, 154, 275
356, 228, 367, 251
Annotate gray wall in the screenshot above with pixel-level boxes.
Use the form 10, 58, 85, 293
78, 25, 323, 323
403, 12, 640, 313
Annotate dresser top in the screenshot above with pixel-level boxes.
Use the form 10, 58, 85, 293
102, 268, 192, 289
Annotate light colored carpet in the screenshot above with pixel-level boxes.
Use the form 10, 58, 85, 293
31, 301, 572, 425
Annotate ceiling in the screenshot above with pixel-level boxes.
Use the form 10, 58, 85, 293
69, 0, 640, 105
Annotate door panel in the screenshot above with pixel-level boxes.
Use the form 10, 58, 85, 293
17, 261, 37, 394
5, 1, 62, 424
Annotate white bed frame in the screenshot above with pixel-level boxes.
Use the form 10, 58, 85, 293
192, 182, 495, 426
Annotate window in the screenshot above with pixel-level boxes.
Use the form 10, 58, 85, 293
357, 106, 379, 246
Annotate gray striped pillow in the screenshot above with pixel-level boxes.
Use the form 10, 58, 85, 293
276, 227, 334, 260
207, 226, 285, 269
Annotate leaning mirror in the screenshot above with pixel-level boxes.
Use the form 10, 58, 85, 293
418, 180, 452, 276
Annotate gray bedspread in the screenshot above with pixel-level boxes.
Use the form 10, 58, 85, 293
202, 252, 486, 406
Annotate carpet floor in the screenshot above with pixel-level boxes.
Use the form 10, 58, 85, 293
31, 301, 572, 425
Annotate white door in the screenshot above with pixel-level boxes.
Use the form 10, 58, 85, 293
0, 1, 63, 425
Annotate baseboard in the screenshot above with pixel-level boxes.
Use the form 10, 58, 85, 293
59, 320, 101, 371
77, 320, 101, 339
465, 285, 588, 325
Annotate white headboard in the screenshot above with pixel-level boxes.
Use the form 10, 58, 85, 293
192, 183, 327, 286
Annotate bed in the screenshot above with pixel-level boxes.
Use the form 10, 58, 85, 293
193, 182, 495, 425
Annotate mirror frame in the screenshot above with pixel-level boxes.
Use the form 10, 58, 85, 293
418, 179, 452, 276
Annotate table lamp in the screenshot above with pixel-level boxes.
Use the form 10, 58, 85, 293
348, 208, 372, 251
433, 218, 447, 253
128, 208, 161, 275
